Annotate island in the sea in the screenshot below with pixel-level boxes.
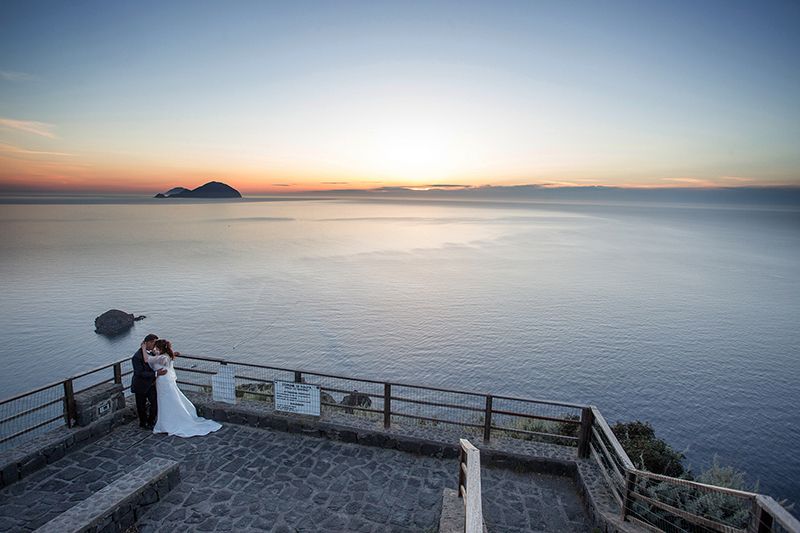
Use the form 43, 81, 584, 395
154, 181, 242, 198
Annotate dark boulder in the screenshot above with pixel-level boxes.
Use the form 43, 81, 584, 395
341, 390, 372, 414
94, 309, 135, 336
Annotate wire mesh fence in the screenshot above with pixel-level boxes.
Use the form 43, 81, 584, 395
491, 395, 583, 446
0, 359, 133, 452
627, 471, 756, 533
390, 383, 485, 430
590, 426, 628, 503
174, 355, 589, 444
119, 359, 134, 398
0, 382, 65, 452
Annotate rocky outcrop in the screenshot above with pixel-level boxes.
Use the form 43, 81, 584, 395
94, 309, 136, 336
320, 392, 336, 406
154, 187, 190, 198
236, 383, 273, 401
155, 181, 241, 199
341, 391, 372, 414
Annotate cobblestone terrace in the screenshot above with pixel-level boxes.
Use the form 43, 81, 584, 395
0, 420, 592, 532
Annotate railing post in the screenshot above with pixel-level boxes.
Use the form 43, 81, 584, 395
754, 501, 774, 533
63, 379, 75, 428
294, 371, 302, 383
621, 470, 637, 521
383, 383, 391, 429
457, 443, 466, 499
483, 395, 492, 443
113, 362, 122, 384
577, 406, 594, 458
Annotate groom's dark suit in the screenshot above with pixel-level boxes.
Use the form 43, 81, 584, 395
131, 348, 157, 427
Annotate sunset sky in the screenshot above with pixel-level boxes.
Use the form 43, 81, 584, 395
1, 1, 799, 194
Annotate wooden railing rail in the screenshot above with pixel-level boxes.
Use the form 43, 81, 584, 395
755, 495, 800, 533
458, 439, 485, 533
586, 409, 800, 533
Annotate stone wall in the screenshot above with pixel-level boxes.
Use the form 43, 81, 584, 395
74, 383, 125, 427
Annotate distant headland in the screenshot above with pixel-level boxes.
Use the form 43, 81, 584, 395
154, 181, 242, 199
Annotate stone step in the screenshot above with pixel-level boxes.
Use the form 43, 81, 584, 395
33, 457, 180, 533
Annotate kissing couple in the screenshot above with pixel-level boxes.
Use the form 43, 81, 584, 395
131, 334, 221, 437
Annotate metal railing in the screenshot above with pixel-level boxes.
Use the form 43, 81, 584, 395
0, 359, 133, 451
171, 354, 589, 449
0, 353, 798, 533
458, 439, 484, 533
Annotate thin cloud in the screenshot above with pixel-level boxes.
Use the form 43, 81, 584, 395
322, 181, 349, 185
272, 183, 292, 187
0, 118, 57, 138
0, 143, 72, 157
0, 70, 34, 82
661, 177, 714, 186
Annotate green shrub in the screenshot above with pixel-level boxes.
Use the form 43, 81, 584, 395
611, 420, 684, 477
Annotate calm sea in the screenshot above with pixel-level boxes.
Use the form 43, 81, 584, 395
0, 197, 798, 502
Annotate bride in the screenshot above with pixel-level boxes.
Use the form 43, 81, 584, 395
143, 339, 221, 437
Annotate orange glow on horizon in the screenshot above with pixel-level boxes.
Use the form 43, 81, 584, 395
0, 147, 792, 194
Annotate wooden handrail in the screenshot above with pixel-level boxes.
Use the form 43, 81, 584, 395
634, 469, 756, 499
755, 495, 800, 532
458, 439, 484, 533
590, 406, 635, 470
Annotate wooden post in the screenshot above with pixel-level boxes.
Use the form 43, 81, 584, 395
483, 395, 492, 443
63, 379, 75, 428
457, 443, 466, 499
621, 470, 637, 521
113, 362, 122, 384
383, 383, 391, 429
294, 371, 302, 383
756, 504, 774, 533
577, 406, 594, 458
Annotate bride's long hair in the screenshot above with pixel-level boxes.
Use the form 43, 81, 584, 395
154, 339, 175, 360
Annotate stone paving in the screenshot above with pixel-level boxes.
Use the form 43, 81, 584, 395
0, 420, 592, 532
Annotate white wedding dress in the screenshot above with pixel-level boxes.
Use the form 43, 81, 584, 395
148, 354, 221, 437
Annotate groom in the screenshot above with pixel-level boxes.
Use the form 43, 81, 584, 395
131, 333, 167, 429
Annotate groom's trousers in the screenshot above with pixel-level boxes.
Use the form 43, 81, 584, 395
135, 387, 157, 427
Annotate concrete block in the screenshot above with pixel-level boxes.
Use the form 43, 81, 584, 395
34, 457, 179, 533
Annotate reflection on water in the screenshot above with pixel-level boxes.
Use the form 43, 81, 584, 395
0, 198, 798, 502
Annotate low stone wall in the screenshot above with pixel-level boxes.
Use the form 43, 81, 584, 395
0, 405, 136, 488
34, 456, 180, 533
74, 383, 125, 427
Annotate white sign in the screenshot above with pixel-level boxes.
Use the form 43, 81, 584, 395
274, 381, 320, 416
212, 364, 236, 404
97, 399, 111, 416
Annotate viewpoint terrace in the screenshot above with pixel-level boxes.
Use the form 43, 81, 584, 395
1, 355, 797, 532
